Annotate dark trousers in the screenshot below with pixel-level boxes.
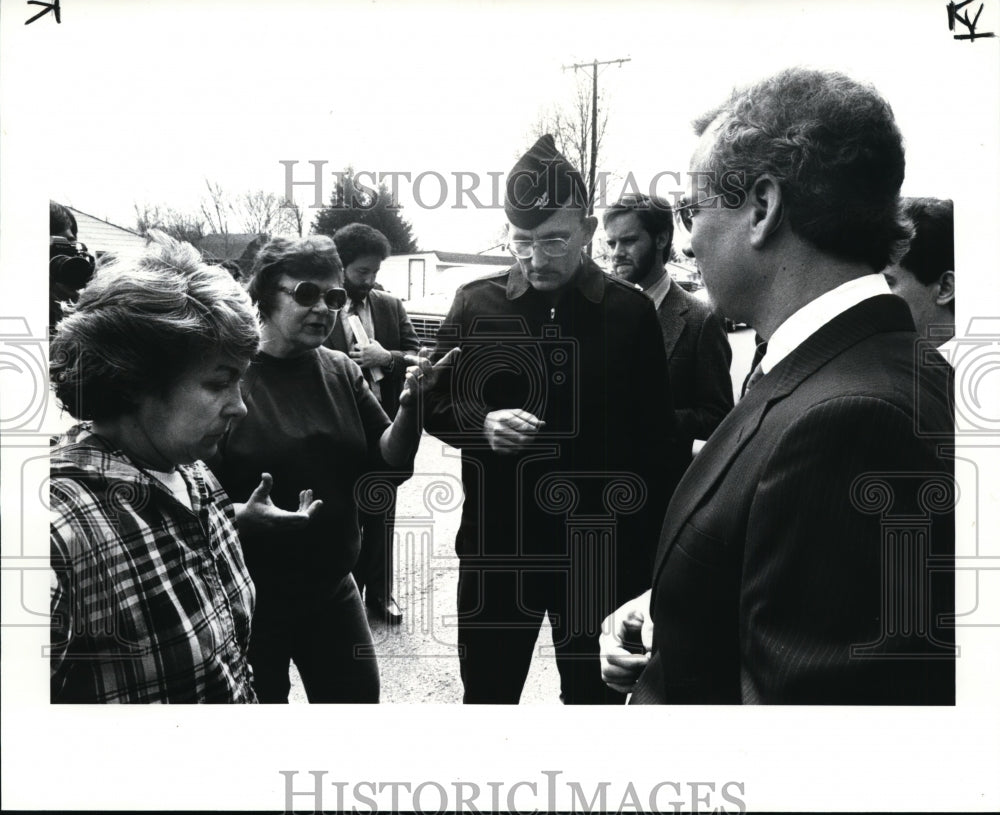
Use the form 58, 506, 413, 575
352, 491, 397, 603
456, 563, 627, 705
248, 573, 380, 703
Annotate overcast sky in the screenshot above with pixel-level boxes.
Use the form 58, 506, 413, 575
6, 0, 997, 256
2, 1, 999, 811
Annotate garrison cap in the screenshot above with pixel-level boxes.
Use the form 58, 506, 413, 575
504, 134, 589, 229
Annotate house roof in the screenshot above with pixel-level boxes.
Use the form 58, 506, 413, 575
196, 233, 262, 261
66, 207, 147, 257
432, 251, 510, 266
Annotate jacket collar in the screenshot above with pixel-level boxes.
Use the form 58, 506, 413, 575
505, 256, 606, 303
51, 423, 203, 515
763, 294, 913, 402
762, 273, 891, 374
657, 284, 691, 355
636, 267, 672, 311
661, 280, 690, 316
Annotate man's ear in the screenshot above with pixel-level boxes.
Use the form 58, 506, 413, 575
581, 215, 598, 244
748, 174, 783, 250
935, 270, 955, 307
655, 231, 670, 257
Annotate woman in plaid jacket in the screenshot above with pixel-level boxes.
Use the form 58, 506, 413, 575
49, 233, 266, 703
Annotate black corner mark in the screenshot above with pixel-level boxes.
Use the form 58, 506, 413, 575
947, 0, 997, 40
25, 0, 61, 25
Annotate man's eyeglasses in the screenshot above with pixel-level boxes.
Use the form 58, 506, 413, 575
674, 192, 726, 233
277, 281, 348, 310
507, 237, 572, 259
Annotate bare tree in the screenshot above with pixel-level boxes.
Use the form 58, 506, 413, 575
134, 201, 164, 235
204, 183, 303, 238
239, 190, 292, 235
200, 179, 233, 242
280, 198, 304, 237
136, 183, 302, 263
531, 76, 610, 211
133, 202, 207, 245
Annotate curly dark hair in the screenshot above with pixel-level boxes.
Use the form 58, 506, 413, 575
246, 235, 343, 318
693, 67, 912, 271
897, 197, 954, 287
602, 194, 674, 262
50, 232, 260, 421
332, 223, 393, 268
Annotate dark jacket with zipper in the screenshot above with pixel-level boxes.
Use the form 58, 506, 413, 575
424, 258, 678, 602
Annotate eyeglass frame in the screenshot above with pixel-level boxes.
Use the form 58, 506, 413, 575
276, 281, 348, 310
674, 192, 728, 233
506, 236, 573, 259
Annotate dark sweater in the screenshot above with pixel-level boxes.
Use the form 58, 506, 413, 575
212, 347, 395, 592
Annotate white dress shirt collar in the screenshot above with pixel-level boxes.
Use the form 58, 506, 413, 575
762, 274, 891, 374
636, 267, 672, 310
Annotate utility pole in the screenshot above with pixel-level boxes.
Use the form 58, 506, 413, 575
563, 56, 630, 255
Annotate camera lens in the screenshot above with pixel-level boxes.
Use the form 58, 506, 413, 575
50, 254, 95, 290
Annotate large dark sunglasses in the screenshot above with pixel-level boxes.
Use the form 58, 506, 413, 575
277, 281, 347, 310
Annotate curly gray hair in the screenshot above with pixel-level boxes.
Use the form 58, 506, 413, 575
693, 67, 912, 271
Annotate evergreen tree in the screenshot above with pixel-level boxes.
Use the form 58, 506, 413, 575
312, 168, 419, 253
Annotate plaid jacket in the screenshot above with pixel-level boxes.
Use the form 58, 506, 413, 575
50, 425, 257, 703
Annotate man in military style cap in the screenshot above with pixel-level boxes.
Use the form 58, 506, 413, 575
425, 135, 678, 704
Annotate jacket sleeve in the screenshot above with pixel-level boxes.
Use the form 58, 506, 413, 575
638, 294, 677, 449
390, 298, 423, 366
620, 296, 677, 593
49, 537, 72, 694
674, 308, 733, 443
421, 286, 488, 447
49, 480, 84, 699
739, 395, 955, 704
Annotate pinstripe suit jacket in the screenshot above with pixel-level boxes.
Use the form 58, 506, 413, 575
631, 294, 955, 704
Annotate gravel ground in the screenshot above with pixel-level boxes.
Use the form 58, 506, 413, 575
288, 326, 755, 704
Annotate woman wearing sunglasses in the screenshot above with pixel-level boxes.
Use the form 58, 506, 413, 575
213, 234, 452, 703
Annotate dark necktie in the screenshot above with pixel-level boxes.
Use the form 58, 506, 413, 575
741, 338, 768, 396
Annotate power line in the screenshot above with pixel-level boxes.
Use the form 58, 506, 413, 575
562, 57, 630, 254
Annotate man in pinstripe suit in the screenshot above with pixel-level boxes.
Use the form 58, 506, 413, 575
601, 67, 955, 704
